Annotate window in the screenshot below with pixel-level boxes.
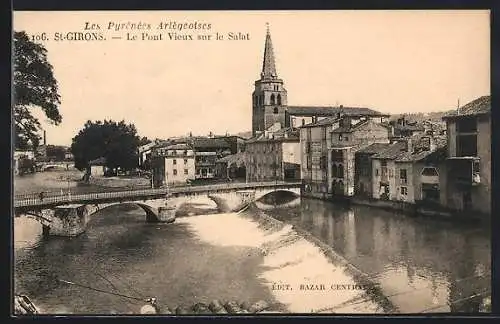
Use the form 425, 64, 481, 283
277, 94, 282, 105
457, 134, 477, 157
338, 134, 342, 141
173, 159, 177, 165
306, 156, 312, 170
273, 107, 279, 114
184, 169, 188, 175
401, 187, 408, 195
456, 117, 477, 133
184, 150, 188, 155
332, 164, 338, 177
271, 94, 275, 105
421, 167, 438, 177
376, 169, 379, 176
302, 119, 306, 126
400, 169, 408, 184
344, 136, 349, 141
184, 159, 188, 164
320, 156, 327, 170
338, 164, 344, 178
173, 169, 177, 175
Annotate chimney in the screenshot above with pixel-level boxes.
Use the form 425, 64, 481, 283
428, 136, 436, 152
406, 138, 413, 153
43, 130, 47, 146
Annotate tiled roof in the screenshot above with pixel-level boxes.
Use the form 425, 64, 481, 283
357, 143, 393, 154
287, 106, 386, 117
166, 143, 192, 150
443, 95, 491, 119
191, 138, 232, 149
299, 116, 340, 128
371, 141, 407, 160
247, 127, 299, 143
371, 135, 447, 162
331, 119, 370, 133
216, 152, 246, 165
89, 157, 106, 165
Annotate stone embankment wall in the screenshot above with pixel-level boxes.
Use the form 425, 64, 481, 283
87, 176, 150, 188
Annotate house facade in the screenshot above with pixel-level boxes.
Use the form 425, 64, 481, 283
151, 143, 196, 187
442, 95, 491, 215
245, 128, 300, 182
370, 136, 447, 205
329, 116, 390, 197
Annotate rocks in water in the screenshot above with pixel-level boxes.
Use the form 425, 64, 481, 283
175, 306, 189, 315
162, 306, 173, 314
249, 300, 270, 313
14, 296, 39, 315
223, 301, 249, 313
192, 302, 212, 314
208, 300, 228, 314
140, 304, 157, 314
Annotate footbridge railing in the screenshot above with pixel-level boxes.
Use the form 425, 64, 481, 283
14, 181, 302, 209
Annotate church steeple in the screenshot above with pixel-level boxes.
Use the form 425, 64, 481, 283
261, 23, 277, 80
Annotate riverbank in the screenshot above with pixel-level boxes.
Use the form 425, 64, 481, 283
86, 175, 151, 189
302, 192, 489, 225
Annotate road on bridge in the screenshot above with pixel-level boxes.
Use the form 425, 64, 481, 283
14, 181, 303, 210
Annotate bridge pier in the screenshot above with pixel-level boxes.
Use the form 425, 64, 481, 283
46, 204, 94, 237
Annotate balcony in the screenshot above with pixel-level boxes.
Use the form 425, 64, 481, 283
447, 157, 480, 186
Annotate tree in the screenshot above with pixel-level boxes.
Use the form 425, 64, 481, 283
45, 145, 66, 161
13, 31, 62, 150
71, 120, 141, 172
139, 136, 152, 146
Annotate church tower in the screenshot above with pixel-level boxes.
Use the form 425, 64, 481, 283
252, 24, 288, 135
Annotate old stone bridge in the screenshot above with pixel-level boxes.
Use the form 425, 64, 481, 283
14, 181, 302, 237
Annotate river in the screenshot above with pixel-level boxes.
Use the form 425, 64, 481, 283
13, 171, 491, 314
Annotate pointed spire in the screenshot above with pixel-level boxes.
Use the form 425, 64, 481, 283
261, 23, 277, 80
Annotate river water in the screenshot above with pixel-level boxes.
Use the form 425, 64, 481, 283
13, 171, 491, 314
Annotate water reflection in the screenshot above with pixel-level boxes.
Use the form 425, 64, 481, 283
265, 199, 491, 313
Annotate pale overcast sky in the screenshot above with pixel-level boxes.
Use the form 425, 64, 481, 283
14, 10, 490, 146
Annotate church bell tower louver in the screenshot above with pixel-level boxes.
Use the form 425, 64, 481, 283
252, 24, 288, 135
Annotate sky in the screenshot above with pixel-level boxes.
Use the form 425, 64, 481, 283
14, 10, 490, 146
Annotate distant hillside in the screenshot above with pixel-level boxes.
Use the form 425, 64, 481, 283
390, 111, 454, 123
234, 131, 253, 139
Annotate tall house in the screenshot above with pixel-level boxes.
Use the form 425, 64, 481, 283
442, 95, 491, 215
252, 25, 288, 135
300, 114, 390, 199
246, 128, 300, 182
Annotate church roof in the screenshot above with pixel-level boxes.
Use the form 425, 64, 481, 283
287, 106, 386, 117
261, 24, 278, 80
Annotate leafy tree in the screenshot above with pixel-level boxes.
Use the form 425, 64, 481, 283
139, 136, 152, 146
46, 145, 66, 161
13, 31, 62, 150
71, 120, 141, 173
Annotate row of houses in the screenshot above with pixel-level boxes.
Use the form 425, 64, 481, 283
294, 95, 490, 216
144, 135, 247, 187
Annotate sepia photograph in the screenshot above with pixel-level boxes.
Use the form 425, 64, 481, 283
12, 10, 491, 315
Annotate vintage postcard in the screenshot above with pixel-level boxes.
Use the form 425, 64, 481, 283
12, 10, 491, 315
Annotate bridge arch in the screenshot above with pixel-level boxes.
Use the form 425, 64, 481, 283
253, 188, 301, 202
90, 201, 163, 222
